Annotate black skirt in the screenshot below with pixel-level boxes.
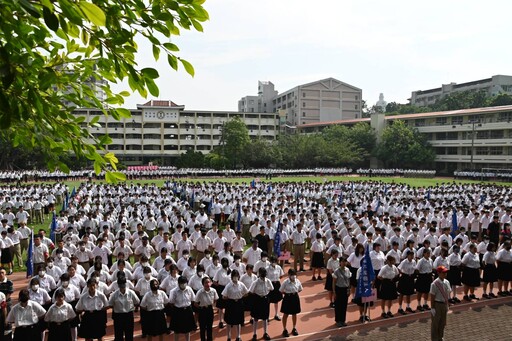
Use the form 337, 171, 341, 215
397, 274, 415, 296
498, 262, 512, 281
349, 266, 358, 287
415, 273, 433, 293
1, 248, 12, 263
250, 295, 270, 320
142, 309, 167, 336
447, 266, 462, 286
268, 281, 283, 303
224, 299, 244, 326
68, 300, 80, 328
243, 294, 254, 311
78, 310, 107, 339
324, 272, 333, 291
483, 264, 498, 283
311, 252, 324, 268
170, 306, 197, 334
378, 279, 398, 300
215, 285, 226, 309
48, 321, 72, 341
462, 267, 481, 287
280, 293, 301, 315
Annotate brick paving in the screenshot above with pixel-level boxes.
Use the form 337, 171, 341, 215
319, 302, 512, 341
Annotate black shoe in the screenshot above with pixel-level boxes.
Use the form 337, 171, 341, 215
423, 304, 431, 310
470, 294, 478, 300
406, 307, 415, 313
417, 305, 424, 312
482, 293, 489, 299
250, 318, 254, 325
463, 295, 471, 301
336, 322, 347, 327
219, 322, 225, 329
317, 275, 323, 280
282, 329, 289, 337
263, 333, 271, 340
236, 338, 241, 341
454, 297, 461, 303
299, 268, 305, 272
364, 316, 371, 322
499, 291, 507, 297
252, 335, 257, 341
291, 328, 298, 336
448, 298, 455, 304
489, 292, 497, 298
381, 313, 388, 319
330, 302, 335, 308
398, 308, 406, 315
387, 311, 394, 318
274, 315, 281, 321
359, 316, 364, 323
312, 276, 317, 281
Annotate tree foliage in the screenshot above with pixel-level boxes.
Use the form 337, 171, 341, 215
0, 0, 208, 180
220, 116, 251, 168
375, 120, 435, 168
385, 91, 512, 116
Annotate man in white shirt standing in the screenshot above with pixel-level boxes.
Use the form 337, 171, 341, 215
6, 289, 46, 340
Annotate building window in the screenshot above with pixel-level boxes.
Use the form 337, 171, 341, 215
355, 104, 358, 110
490, 130, 504, 139
355, 95, 359, 100
302, 112, 306, 117
302, 102, 306, 108
447, 147, 458, 155
451, 116, 463, 125
476, 147, 488, 155
436, 117, 447, 125
490, 146, 503, 155
415, 119, 425, 127
302, 92, 306, 97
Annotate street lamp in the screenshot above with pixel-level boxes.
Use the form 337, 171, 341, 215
468, 119, 482, 170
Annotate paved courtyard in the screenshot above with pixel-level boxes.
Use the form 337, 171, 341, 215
319, 302, 512, 341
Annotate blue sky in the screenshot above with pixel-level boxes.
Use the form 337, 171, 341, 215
113, 0, 512, 111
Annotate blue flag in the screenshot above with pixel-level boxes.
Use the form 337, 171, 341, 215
236, 205, 242, 232
172, 181, 177, 195
267, 185, 272, 194
351, 182, 354, 192
384, 185, 388, 196
274, 223, 282, 257
451, 208, 458, 238
375, 199, 381, 215
250, 179, 256, 189
338, 192, 343, 207
25, 231, 34, 278
61, 193, 68, 212
190, 190, 195, 208
355, 244, 375, 298
427, 189, 431, 201
50, 211, 58, 243
480, 194, 486, 204
207, 197, 213, 215
70, 186, 76, 198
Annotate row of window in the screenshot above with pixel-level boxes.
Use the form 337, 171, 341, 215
435, 146, 506, 156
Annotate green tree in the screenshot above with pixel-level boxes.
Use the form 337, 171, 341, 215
176, 149, 205, 168
220, 117, 251, 168
242, 138, 276, 168
0, 0, 208, 181
346, 122, 376, 156
487, 93, 512, 106
375, 120, 435, 168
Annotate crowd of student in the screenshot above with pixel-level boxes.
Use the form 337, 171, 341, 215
356, 169, 437, 178
0, 179, 510, 341
454, 170, 512, 181
0, 167, 444, 184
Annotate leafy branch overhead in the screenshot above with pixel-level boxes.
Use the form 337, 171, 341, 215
0, 0, 208, 181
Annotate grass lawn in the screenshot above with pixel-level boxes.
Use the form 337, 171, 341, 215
53, 175, 512, 190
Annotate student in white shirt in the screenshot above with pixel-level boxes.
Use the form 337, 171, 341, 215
140, 279, 169, 340
194, 277, 218, 341
168, 276, 197, 339
75, 278, 109, 340
6, 289, 46, 341
248, 267, 273, 341
44, 288, 77, 341
377, 255, 399, 318
108, 277, 140, 341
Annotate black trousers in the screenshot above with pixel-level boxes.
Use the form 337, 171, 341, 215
14, 324, 41, 341
113, 311, 134, 341
197, 306, 214, 341
334, 286, 349, 323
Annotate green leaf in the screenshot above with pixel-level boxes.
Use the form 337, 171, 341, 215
168, 55, 178, 70
163, 42, 180, 52
141, 67, 159, 79
115, 108, 131, 118
43, 7, 59, 31
78, 1, 106, 26
112, 171, 127, 181
146, 78, 159, 97
180, 58, 195, 77
152, 45, 160, 61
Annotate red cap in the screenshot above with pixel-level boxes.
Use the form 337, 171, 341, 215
436, 266, 448, 273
